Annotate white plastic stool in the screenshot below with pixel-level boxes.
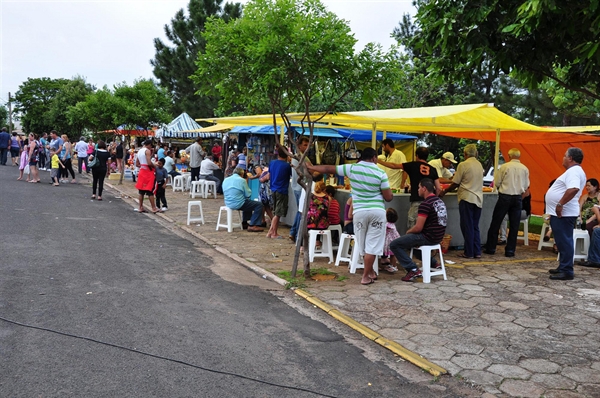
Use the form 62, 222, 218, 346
172, 175, 185, 192
560, 229, 590, 262
216, 206, 243, 233
409, 244, 447, 283
517, 216, 529, 245
349, 247, 379, 275
190, 180, 205, 199
187, 201, 205, 225
335, 233, 354, 266
203, 180, 217, 199
308, 230, 334, 264
185, 175, 192, 191
327, 224, 343, 251
538, 222, 554, 251
166, 174, 173, 187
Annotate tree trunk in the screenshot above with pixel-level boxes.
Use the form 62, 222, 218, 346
291, 179, 313, 278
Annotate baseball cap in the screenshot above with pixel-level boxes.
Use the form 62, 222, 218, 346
442, 152, 457, 163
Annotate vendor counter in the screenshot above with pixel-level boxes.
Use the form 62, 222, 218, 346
334, 190, 498, 248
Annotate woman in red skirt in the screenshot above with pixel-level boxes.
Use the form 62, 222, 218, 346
135, 139, 160, 213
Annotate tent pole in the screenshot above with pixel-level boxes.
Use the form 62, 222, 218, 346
494, 128, 500, 190
280, 125, 285, 145
372, 123, 377, 149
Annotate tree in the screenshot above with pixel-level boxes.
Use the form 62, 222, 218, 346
151, 0, 242, 117
14, 77, 70, 133
46, 76, 95, 137
195, 0, 391, 276
410, 0, 600, 101
0, 105, 7, 128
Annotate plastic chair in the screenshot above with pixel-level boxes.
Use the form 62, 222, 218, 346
349, 247, 379, 275
172, 175, 185, 193
190, 180, 205, 199
187, 201, 205, 226
327, 224, 343, 251
308, 230, 334, 264
538, 222, 554, 251
216, 206, 243, 233
409, 244, 447, 283
559, 229, 590, 262
166, 174, 173, 187
516, 216, 530, 245
203, 181, 217, 199
335, 233, 354, 266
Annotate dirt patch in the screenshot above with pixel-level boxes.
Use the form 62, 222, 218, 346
311, 274, 337, 281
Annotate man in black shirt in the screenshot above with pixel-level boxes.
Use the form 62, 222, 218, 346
378, 146, 441, 228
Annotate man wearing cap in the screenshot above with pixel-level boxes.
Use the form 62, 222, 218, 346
377, 138, 407, 189
428, 152, 457, 184
483, 148, 530, 257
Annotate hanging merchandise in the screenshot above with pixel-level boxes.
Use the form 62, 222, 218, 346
344, 139, 361, 163
321, 140, 338, 165
314, 140, 322, 165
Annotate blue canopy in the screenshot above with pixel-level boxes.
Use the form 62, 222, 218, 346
162, 113, 222, 138
230, 125, 416, 141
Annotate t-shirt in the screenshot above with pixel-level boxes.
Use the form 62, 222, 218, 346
327, 198, 341, 225
92, 149, 111, 172
51, 154, 60, 169
200, 158, 220, 176
50, 137, 64, 153
155, 166, 167, 184
545, 165, 586, 217
452, 157, 484, 207
428, 158, 453, 180
377, 149, 407, 189
402, 161, 439, 202
138, 147, 149, 166
418, 194, 447, 244
268, 159, 291, 194
336, 162, 389, 213
75, 140, 88, 158
163, 156, 175, 173
0, 131, 10, 148
237, 153, 247, 170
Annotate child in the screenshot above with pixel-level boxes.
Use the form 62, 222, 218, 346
17, 144, 30, 181
381, 208, 400, 273
155, 158, 168, 211
50, 148, 65, 186
324, 185, 341, 243
306, 181, 330, 248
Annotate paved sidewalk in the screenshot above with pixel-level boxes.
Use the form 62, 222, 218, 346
103, 176, 600, 397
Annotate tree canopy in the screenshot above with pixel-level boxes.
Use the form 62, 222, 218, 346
0, 105, 7, 129
151, 0, 242, 118
14, 77, 71, 133
410, 0, 600, 101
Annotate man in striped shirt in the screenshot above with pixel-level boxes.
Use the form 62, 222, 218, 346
390, 178, 447, 282
308, 147, 393, 285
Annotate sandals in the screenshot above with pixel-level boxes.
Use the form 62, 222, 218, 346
383, 264, 398, 273
361, 278, 375, 285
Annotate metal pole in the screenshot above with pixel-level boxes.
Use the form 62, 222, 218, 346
8, 92, 13, 134
494, 128, 500, 190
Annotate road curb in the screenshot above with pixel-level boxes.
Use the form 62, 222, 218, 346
295, 289, 447, 377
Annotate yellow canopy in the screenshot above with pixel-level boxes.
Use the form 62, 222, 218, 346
188, 123, 234, 132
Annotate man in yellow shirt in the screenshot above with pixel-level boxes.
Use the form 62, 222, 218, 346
377, 139, 407, 189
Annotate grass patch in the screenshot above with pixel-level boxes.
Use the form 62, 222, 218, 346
310, 267, 336, 276
336, 275, 348, 282
276, 270, 307, 289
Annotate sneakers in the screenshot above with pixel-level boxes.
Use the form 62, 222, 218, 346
161, 207, 168, 212
432, 261, 442, 270
401, 269, 422, 282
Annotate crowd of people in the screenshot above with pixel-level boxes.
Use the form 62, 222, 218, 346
3, 125, 597, 284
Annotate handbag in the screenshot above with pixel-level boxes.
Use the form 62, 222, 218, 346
88, 150, 99, 169
321, 140, 338, 165
344, 139, 360, 160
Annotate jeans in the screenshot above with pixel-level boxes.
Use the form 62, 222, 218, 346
78, 155, 88, 174
156, 185, 167, 208
289, 189, 302, 239
485, 193, 522, 254
92, 168, 106, 197
459, 200, 482, 257
550, 215, 577, 276
588, 227, 600, 264
237, 199, 264, 226
389, 233, 437, 271
0, 148, 7, 165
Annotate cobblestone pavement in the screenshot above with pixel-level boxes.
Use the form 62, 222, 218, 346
104, 177, 600, 397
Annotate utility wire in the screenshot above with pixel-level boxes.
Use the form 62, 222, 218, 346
0, 315, 338, 398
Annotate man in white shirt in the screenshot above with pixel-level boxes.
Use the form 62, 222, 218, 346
546, 147, 586, 280
428, 152, 457, 184
163, 151, 180, 178
185, 137, 206, 181
377, 139, 407, 189
74, 136, 89, 174
200, 155, 222, 193
483, 148, 530, 257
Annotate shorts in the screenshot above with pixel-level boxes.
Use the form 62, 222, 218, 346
272, 191, 289, 217
29, 160, 38, 166
139, 190, 154, 196
10, 148, 20, 158
51, 168, 59, 179
353, 209, 386, 256
407, 201, 421, 229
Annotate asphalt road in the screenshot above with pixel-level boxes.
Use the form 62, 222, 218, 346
0, 164, 439, 397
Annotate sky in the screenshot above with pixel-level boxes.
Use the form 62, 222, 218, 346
0, 0, 416, 108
